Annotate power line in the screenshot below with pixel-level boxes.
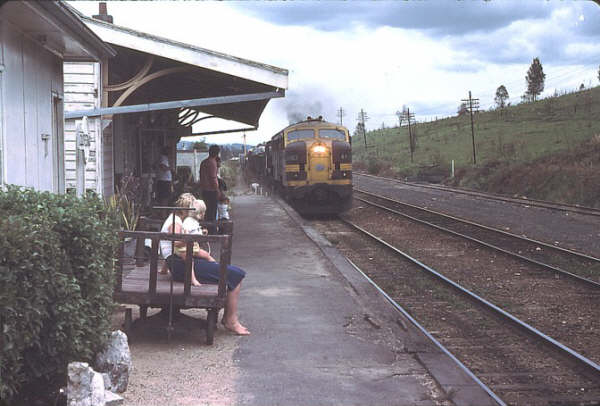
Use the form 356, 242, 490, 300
356, 62, 599, 122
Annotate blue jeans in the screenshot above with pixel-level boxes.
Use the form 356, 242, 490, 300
167, 255, 245, 291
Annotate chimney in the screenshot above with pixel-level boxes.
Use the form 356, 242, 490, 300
92, 2, 113, 24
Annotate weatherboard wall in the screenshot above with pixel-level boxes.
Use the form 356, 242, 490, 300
63, 61, 103, 194
0, 18, 64, 192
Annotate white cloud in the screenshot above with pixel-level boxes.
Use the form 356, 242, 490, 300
69, 1, 600, 146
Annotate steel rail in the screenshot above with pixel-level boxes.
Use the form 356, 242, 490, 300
345, 257, 507, 406
353, 172, 600, 217
340, 218, 600, 379
353, 193, 600, 289
355, 187, 600, 263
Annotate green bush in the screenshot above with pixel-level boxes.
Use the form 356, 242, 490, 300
0, 186, 120, 403
220, 160, 238, 194
367, 159, 381, 175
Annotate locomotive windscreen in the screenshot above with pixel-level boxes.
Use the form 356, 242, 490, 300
287, 129, 315, 141
318, 129, 346, 141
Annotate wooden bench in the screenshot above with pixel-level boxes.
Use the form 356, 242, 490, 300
116, 220, 233, 345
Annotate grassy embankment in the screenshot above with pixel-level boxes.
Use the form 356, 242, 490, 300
352, 86, 600, 207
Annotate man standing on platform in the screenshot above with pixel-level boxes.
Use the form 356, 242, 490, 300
200, 144, 220, 233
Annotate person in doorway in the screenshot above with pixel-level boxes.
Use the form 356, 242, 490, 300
155, 146, 173, 207
199, 144, 220, 233
160, 193, 249, 335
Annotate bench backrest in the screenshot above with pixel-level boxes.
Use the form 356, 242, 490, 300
137, 217, 233, 234
134, 217, 233, 266
118, 230, 232, 299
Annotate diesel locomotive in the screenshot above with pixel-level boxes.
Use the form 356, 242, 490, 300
265, 116, 352, 214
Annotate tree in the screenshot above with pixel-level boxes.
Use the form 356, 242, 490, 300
521, 92, 533, 104
353, 122, 365, 137
220, 145, 232, 160
457, 102, 468, 116
597, 65, 600, 83
494, 85, 509, 108
193, 139, 208, 151
525, 57, 545, 101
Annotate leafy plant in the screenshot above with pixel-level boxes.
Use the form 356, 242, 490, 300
0, 186, 120, 404
106, 193, 140, 231
105, 174, 141, 231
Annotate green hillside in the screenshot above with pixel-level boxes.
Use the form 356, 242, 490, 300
352, 86, 600, 207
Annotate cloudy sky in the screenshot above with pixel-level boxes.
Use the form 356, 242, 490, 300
70, 1, 600, 146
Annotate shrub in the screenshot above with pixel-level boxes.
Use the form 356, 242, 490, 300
219, 160, 238, 193
0, 186, 120, 404
367, 159, 381, 175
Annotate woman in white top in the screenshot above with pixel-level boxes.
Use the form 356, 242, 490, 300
161, 193, 249, 335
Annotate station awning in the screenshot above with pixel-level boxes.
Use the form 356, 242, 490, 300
0, 1, 115, 61
64, 6, 288, 130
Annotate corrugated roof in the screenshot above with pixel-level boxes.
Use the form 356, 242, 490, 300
65, 4, 288, 89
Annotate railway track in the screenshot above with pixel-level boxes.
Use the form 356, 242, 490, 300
354, 172, 600, 218
354, 188, 600, 286
310, 214, 600, 405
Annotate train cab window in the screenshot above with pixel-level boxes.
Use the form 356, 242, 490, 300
318, 129, 347, 141
287, 129, 315, 141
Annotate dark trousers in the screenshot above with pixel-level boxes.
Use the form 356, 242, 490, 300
167, 255, 245, 291
156, 180, 172, 202
202, 190, 218, 234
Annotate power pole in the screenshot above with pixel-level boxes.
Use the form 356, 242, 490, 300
357, 109, 369, 149
407, 108, 414, 163
461, 91, 480, 165
400, 108, 416, 163
337, 107, 346, 126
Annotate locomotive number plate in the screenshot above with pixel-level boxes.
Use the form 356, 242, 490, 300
315, 164, 325, 171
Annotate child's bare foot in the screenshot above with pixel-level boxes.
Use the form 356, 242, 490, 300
222, 320, 250, 335
192, 280, 202, 287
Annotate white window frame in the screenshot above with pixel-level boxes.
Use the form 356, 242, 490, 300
0, 63, 5, 189
52, 91, 65, 194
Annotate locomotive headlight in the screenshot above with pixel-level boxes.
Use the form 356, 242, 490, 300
312, 145, 327, 154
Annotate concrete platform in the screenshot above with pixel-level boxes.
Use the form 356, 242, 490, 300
230, 194, 497, 406
121, 193, 499, 406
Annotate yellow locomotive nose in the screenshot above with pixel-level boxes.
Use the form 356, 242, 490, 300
309, 143, 330, 182
312, 145, 327, 154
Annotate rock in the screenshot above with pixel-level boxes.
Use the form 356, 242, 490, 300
67, 362, 106, 406
95, 330, 132, 393
102, 373, 111, 390
104, 391, 124, 406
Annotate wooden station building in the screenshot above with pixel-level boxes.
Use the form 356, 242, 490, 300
63, 3, 289, 200
0, 1, 115, 192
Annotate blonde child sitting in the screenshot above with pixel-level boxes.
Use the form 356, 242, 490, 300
178, 199, 213, 286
